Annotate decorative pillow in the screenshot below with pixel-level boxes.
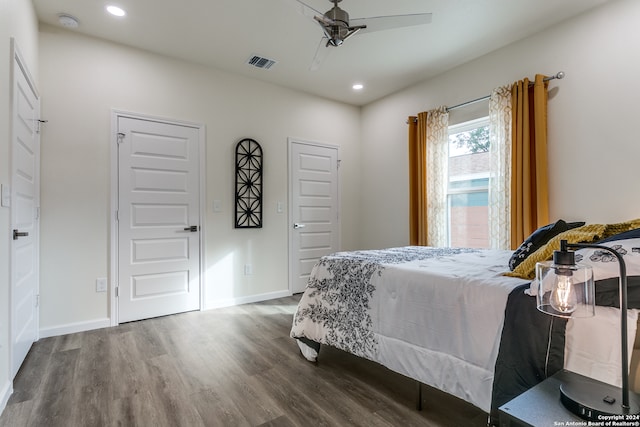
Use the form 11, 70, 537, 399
508, 220, 585, 271
575, 237, 640, 309
573, 237, 640, 282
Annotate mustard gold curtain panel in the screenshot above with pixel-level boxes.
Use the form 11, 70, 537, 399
510, 74, 550, 249
408, 113, 428, 245
408, 108, 449, 246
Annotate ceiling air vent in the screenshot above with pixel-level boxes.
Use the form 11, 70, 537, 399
247, 54, 277, 70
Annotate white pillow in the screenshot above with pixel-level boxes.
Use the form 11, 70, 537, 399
574, 237, 640, 281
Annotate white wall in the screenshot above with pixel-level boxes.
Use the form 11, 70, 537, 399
37, 25, 362, 332
0, 0, 39, 411
360, 0, 640, 250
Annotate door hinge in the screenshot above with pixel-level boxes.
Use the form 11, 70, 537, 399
117, 132, 126, 144
115, 210, 119, 222
35, 207, 40, 220
115, 286, 119, 297
35, 294, 40, 308
337, 159, 341, 169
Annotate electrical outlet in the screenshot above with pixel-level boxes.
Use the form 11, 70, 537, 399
96, 277, 108, 292
244, 264, 252, 275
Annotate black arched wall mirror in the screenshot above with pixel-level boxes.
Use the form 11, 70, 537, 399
235, 138, 263, 228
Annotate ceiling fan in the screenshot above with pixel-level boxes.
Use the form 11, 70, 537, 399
288, 0, 432, 70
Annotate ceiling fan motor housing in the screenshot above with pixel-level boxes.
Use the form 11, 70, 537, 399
325, 5, 350, 45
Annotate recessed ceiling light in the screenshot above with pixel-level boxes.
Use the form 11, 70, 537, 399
352, 84, 364, 90
106, 5, 126, 17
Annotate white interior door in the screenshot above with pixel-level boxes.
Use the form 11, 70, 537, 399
288, 140, 340, 294
10, 42, 40, 378
117, 116, 201, 323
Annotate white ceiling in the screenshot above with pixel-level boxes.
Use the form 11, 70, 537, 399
33, 0, 609, 106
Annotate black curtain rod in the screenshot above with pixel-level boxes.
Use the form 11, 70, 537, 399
446, 71, 565, 112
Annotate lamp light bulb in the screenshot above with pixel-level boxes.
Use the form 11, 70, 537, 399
550, 270, 577, 314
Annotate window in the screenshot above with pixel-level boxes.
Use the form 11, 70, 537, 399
447, 117, 490, 248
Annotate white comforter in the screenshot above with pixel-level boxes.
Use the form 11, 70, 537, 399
291, 246, 528, 412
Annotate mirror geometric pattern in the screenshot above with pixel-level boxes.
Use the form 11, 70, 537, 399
235, 138, 263, 228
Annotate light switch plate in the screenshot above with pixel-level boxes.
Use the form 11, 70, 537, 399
96, 277, 108, 292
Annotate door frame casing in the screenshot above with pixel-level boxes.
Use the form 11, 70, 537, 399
109, 110, 206, 326
287, 137, 341, 294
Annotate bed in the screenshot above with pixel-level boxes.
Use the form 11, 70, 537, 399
290, 222, 640, 424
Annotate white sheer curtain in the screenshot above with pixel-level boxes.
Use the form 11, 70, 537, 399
488, 85, 512, 249
426, 107, 449, 247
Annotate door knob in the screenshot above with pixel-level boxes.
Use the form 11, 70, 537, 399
293, 223, 306, 229
13, 229, 29, 240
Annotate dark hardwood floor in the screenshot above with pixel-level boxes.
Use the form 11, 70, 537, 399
0, 295, 488, 426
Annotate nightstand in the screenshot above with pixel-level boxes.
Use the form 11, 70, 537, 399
498, 370, 583, 426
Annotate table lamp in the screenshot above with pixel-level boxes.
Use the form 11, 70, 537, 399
536, 239, 640, 420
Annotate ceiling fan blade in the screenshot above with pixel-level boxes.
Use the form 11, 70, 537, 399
284, 0, 326, 20
285, 0, 336, 32
309, 37, 331, 71
351, 13, 432, 34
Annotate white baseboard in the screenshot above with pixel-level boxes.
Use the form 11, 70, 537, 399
38, 291, 293, 337
0, 379, 12, 417
205, 289, 292, 310
39, 318, 111, 339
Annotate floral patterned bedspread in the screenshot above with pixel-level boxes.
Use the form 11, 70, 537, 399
290, 246, 481, 360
